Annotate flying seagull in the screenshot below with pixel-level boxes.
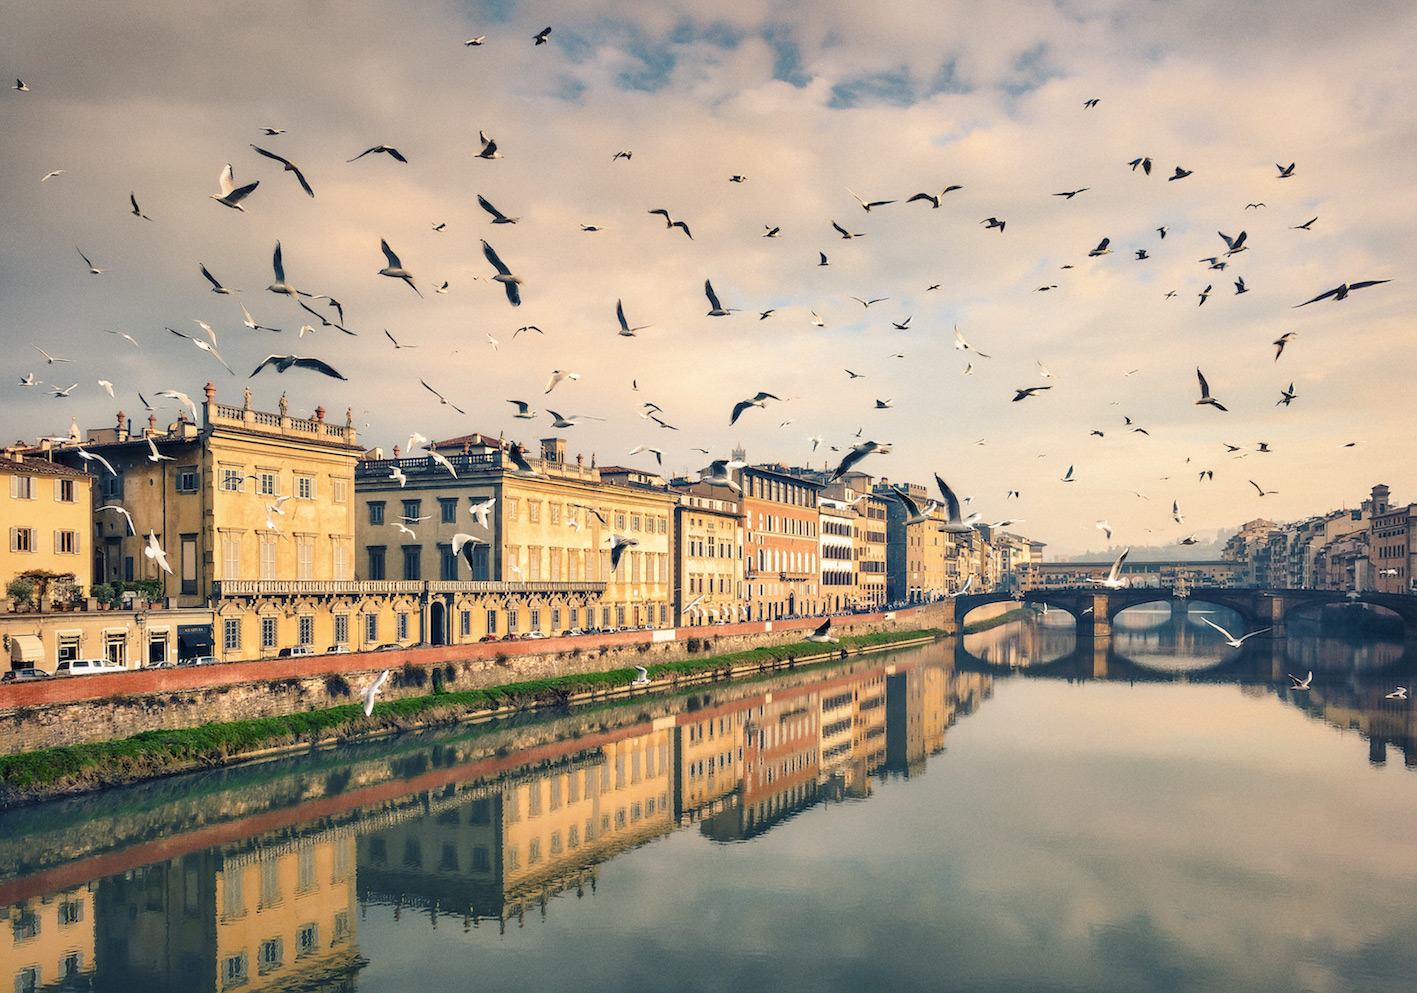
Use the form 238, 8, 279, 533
1201, 617, 1272, 647
76, 446, 116, 476
1194, 368, 1227, 411
199, 263, 238, 294
1012, 386, 1052, 401
607, 533, 638, 571
934, 474, 980, 533
476, 194, 518, 223
1288, 671, 1313, 690
1293, 280, 1391, 307
348, 144, 407, 163
145, 530, 173, 574
545, 370, 580, 394
76, 247, 109, 274
474, 131, 503, 160
97, 505, 136, 536
831, 440, 890, 480
647, 208, 692, 239
1276, 162, 1296, 178
250, 144, 314, 196
155, 389, 198, 420
632, 665, 652, 685
249, 354, 347, 379
704, 279, 735, 316
1168, 166, 1192, 181
533, 26, 552, 44
378, 239, 421, 296
1092, 548, 1130, 588
805, 619, 839, 644
481, 240, 522, 305
981, 217, 1006, 232
420, 379, 465, 413
33, 344, 72, 364
129, 192, 152, 220
953, 325, 991, 358
1273, 332, 1296, 360
362, 670, 391, 715
832, 220, 864, 239
616, 299, 651, 336
210, 163, 259, 210
507, 399, 536, 418
168, 324, 234, 374
1128, 157, 1153, 174
847, 188, 895, 212
730, 391, 780, 425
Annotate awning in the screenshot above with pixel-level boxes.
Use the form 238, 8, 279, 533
177, 624, 214, 657
8, 635, 43, 666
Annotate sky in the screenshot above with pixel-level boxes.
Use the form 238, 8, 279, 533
3, 0, 1415, 559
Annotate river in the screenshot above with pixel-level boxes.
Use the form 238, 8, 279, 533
3, 605, 1414, 992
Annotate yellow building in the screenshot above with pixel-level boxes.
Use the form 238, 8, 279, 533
3, 883, 95, 992
32, 386, 364, 660
2, 453, 93, 598
672, 489, 745, 626
351, 436, 673, 642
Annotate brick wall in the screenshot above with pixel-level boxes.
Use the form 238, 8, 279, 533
0, 605, 952, 756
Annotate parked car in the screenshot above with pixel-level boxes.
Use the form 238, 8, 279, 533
372, 643, 405, 652
478, 634, 499, 643
55, 659, 127, 676
276, 646, 315, 658
321, 646, 351, 655
500, 633, 521, 642
2, 668, 51, 683
560, 629, 584, 637
522, 631, 547, 639
178, 655, 219, 666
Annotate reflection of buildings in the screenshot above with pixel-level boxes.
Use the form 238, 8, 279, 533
90, 833, 361, 993
5, 651, 994, 982
3, 883, 94, 992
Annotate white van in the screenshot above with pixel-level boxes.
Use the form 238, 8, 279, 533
55, 659, 128, 676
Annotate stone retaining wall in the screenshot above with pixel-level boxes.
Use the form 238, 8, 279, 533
0, 605, 951, 756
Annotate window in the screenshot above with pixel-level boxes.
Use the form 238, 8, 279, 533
333, 541, 350, 581
528, 501, 540, 523
334, 614, 348, 645
508, 609, 519, 632
182, 535, 198, 595
223, 537, 241, 579
439, 544, 457, 581
261, 616, 277, 650
365, 614, 378, 643
55, 478, 75, 502
486, 610, 497, 634
460, 610, 471, 636
402, 500, 421, 522
104, 631, 125, 666
10, 475, 35, 499
224, 617, 241, 651
367, 546, 386, 580
551, 608, 561, 630
220, 467, 245, 492
397, 613, 409, 640
175, 466, 198, 493
296, 476, 314, 500
297, 539, 313, 580
258, 938, 283, 975
631, 515, 641, 532
54, 529, 79, 554
57, 633, 79, 663
259, 538, 277, 580
223, 954, 248, 987
258, 472, 278, 496
440, 498, 458, 523
368, 501, 385, 526
297, 924, 319, 958
298, 615, 313, 645
10, 526, 34, 552
402, 545, 421, 580
530, 608, 541, 630
331, 478, 348, 503
616, 513, 626, 530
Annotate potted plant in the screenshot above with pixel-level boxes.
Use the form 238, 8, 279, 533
134, 578, 164, 606
5, 576, 35, 611
91, 583, 114, 609
55, 577, 82, 610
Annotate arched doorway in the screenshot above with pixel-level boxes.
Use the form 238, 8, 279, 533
429, 600, 446, 646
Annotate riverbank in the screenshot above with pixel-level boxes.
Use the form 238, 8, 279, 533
961, 607, 1036, 633
0, 628, 941, 807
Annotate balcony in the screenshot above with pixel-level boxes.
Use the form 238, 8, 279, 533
215, 579, 607, 599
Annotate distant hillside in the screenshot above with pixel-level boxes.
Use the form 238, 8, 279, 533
1051, 528, 1231, 563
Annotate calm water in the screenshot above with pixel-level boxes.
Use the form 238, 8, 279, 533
3, 607, 1415, 993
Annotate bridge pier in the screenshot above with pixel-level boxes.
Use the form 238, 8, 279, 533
1075, 594, 1111, 639
1259, 594, 1286, 639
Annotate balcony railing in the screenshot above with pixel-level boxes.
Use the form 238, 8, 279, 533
215, 579, 607, 598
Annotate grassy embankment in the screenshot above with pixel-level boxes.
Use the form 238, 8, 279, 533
0, 628, 941, 801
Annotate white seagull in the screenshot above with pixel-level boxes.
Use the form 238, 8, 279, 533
482, 240, 522, 305
378, 239, 421, 296
145, 529, 173, 574
210, 163, 259, 210
1200, 617, 1272, 647
362, 670, 391, 715
1092, 548, 1130, 588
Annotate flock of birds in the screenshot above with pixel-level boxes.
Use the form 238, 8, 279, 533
8, 19, 1400, 607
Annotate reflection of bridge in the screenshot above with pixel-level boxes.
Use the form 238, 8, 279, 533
957, 588, 1417, 638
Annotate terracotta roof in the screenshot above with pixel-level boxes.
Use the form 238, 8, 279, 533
0, 454, 93, 479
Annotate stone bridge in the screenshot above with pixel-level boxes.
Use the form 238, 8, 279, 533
956, 587, 1417, 639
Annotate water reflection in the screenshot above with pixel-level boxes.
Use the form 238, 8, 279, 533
1, 647, 990, 988
3, 628, 1414, 992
